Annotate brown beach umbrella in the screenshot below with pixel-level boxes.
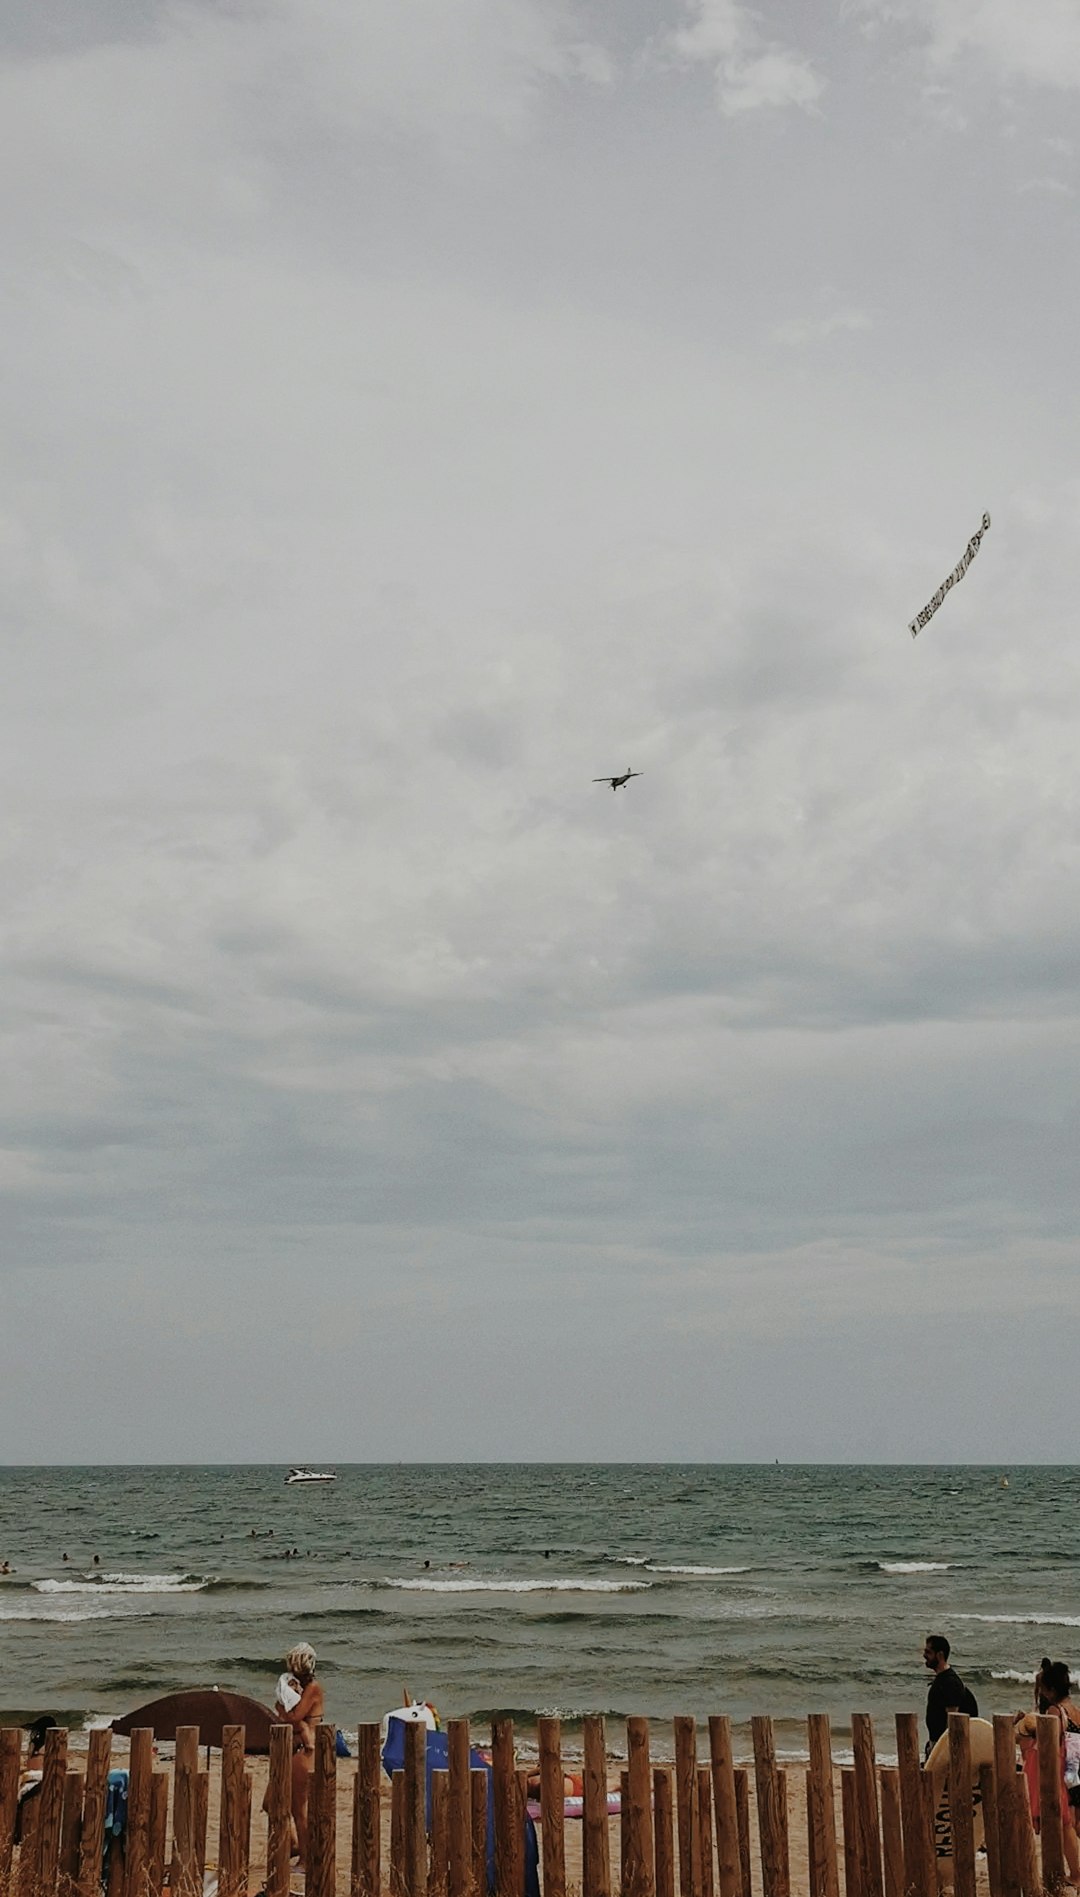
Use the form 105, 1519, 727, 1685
111, 1689, 278, 1753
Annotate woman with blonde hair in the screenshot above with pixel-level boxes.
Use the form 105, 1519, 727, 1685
274, 1642, 324, 1867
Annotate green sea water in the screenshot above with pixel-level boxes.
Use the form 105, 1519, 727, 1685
1, 1464, 1076, 1755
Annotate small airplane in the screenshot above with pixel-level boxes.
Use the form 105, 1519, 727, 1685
593, 768, 642, 791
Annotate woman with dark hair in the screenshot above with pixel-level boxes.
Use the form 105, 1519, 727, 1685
15, 1717, 57, 1839
1015, 1660, 1080, 1885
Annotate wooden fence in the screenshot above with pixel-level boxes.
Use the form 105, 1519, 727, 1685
0, 1711, 1067, 1897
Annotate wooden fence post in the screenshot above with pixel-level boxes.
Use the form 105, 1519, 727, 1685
218, 1725, 248, 1897
625, 1719, 655, 1897
309, 1725, 337, 1897
430, 1772, 449, 1897
194, 1771, 209, 1887
622, 1775, 631, 1892
492, 1721, 522, 1897
946, 1715, 976, 1897
352, 1723, 382, 1897
147, 1776, 169, 1897
448, 1722, 473, 1897
59, 1772, 83, 1897
708, 1718, 742, 1897
978, 1765, 999, 1895
123, 1730, 152, 1897
16, 1797, 40, 1897
674, 1721, 698, 1897
470, 1771, 488, 1897
696, 1767, 715, 1897
1014, 1768, 1042, 1897
991, 1716, 1022, 1897
851, 1717, 883, 1897
0, 1731, 23, 1897
583, 1716, 612, 1897
917, 1780, 937, 1897
879, 1771, 903, 1897
37, 1726, 69, 1897
265, 1725, 292, 1897
752, 1718, 790, 1897
537, 1719, 565, 1897
391, 1774, 406, 1897
1037, 1713, 1066, 1894
894, 1716, 931, 1897
841, 1772, 860, 1897
404, 1723, 428, 1897
655, 1771, 675, 1897
169, 1729, 199, 1897
732, 1773, 751, 1897
806, 1717, 839, 1897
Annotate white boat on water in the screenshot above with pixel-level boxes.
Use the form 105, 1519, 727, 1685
285, 1467, 337, 1484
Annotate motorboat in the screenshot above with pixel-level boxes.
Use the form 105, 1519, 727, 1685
284, 1467, 337, 1484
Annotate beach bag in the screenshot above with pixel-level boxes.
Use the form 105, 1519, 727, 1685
1064, 1729, 1080, 1797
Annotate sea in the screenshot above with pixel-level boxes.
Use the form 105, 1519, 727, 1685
1, 1464, 1076, 1760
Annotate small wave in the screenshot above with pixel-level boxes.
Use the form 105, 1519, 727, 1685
383, 1578, 652, 1594
644, 1564, 750, 1576
990, 1670, 1038, 1683
877, 1561, 952, 1575
0, 1606, 120, 1623
33, 1574, 209, 1595
614, 1558, 651, 1567
957, 1613, 1080, 1628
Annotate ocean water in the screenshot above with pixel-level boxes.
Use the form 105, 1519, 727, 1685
1, 1464, 1077, 1756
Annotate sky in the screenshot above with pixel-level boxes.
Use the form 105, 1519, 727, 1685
2, 0, 1079, 1464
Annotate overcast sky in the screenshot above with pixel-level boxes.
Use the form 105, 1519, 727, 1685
2, 0, 1078, 1464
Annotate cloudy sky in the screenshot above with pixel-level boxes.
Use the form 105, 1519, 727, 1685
2, 0, 1078, 1464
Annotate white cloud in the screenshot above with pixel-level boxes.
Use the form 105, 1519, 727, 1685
668, 0, 823, 114
1018, 175, 1073, 196
770, 307, 873, 346
859, 0, 1080, 91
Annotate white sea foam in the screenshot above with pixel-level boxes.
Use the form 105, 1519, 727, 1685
878, 1561, 952, 1574
384, 1577, 652, 1594
957, 1613, 1080, 1628
644, 1564, 751, 1575
33, 1573, 207, 1594
0, 1605, 119, 1622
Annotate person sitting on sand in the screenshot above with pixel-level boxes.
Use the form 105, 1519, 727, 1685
272, 1643, 324, 1868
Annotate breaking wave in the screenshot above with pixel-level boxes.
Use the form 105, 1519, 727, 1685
0, 1605, 121, 1623
33, 1574, 210, 1595
383, 1578, 652, 1595
644, 1564, 750, 1576
876, 1561, 953, 1574
957, 1613, 1080, 1628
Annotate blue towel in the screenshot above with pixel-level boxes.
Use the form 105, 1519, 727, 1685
102, 1770, 129, 1886
104, 1771, 128, 1839
380, 1721, 539, 1897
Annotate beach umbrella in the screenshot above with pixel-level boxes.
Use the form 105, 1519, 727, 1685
112, 1689, 278, 1753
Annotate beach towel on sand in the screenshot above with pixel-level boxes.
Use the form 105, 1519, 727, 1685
381, 1718, 539, 1897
